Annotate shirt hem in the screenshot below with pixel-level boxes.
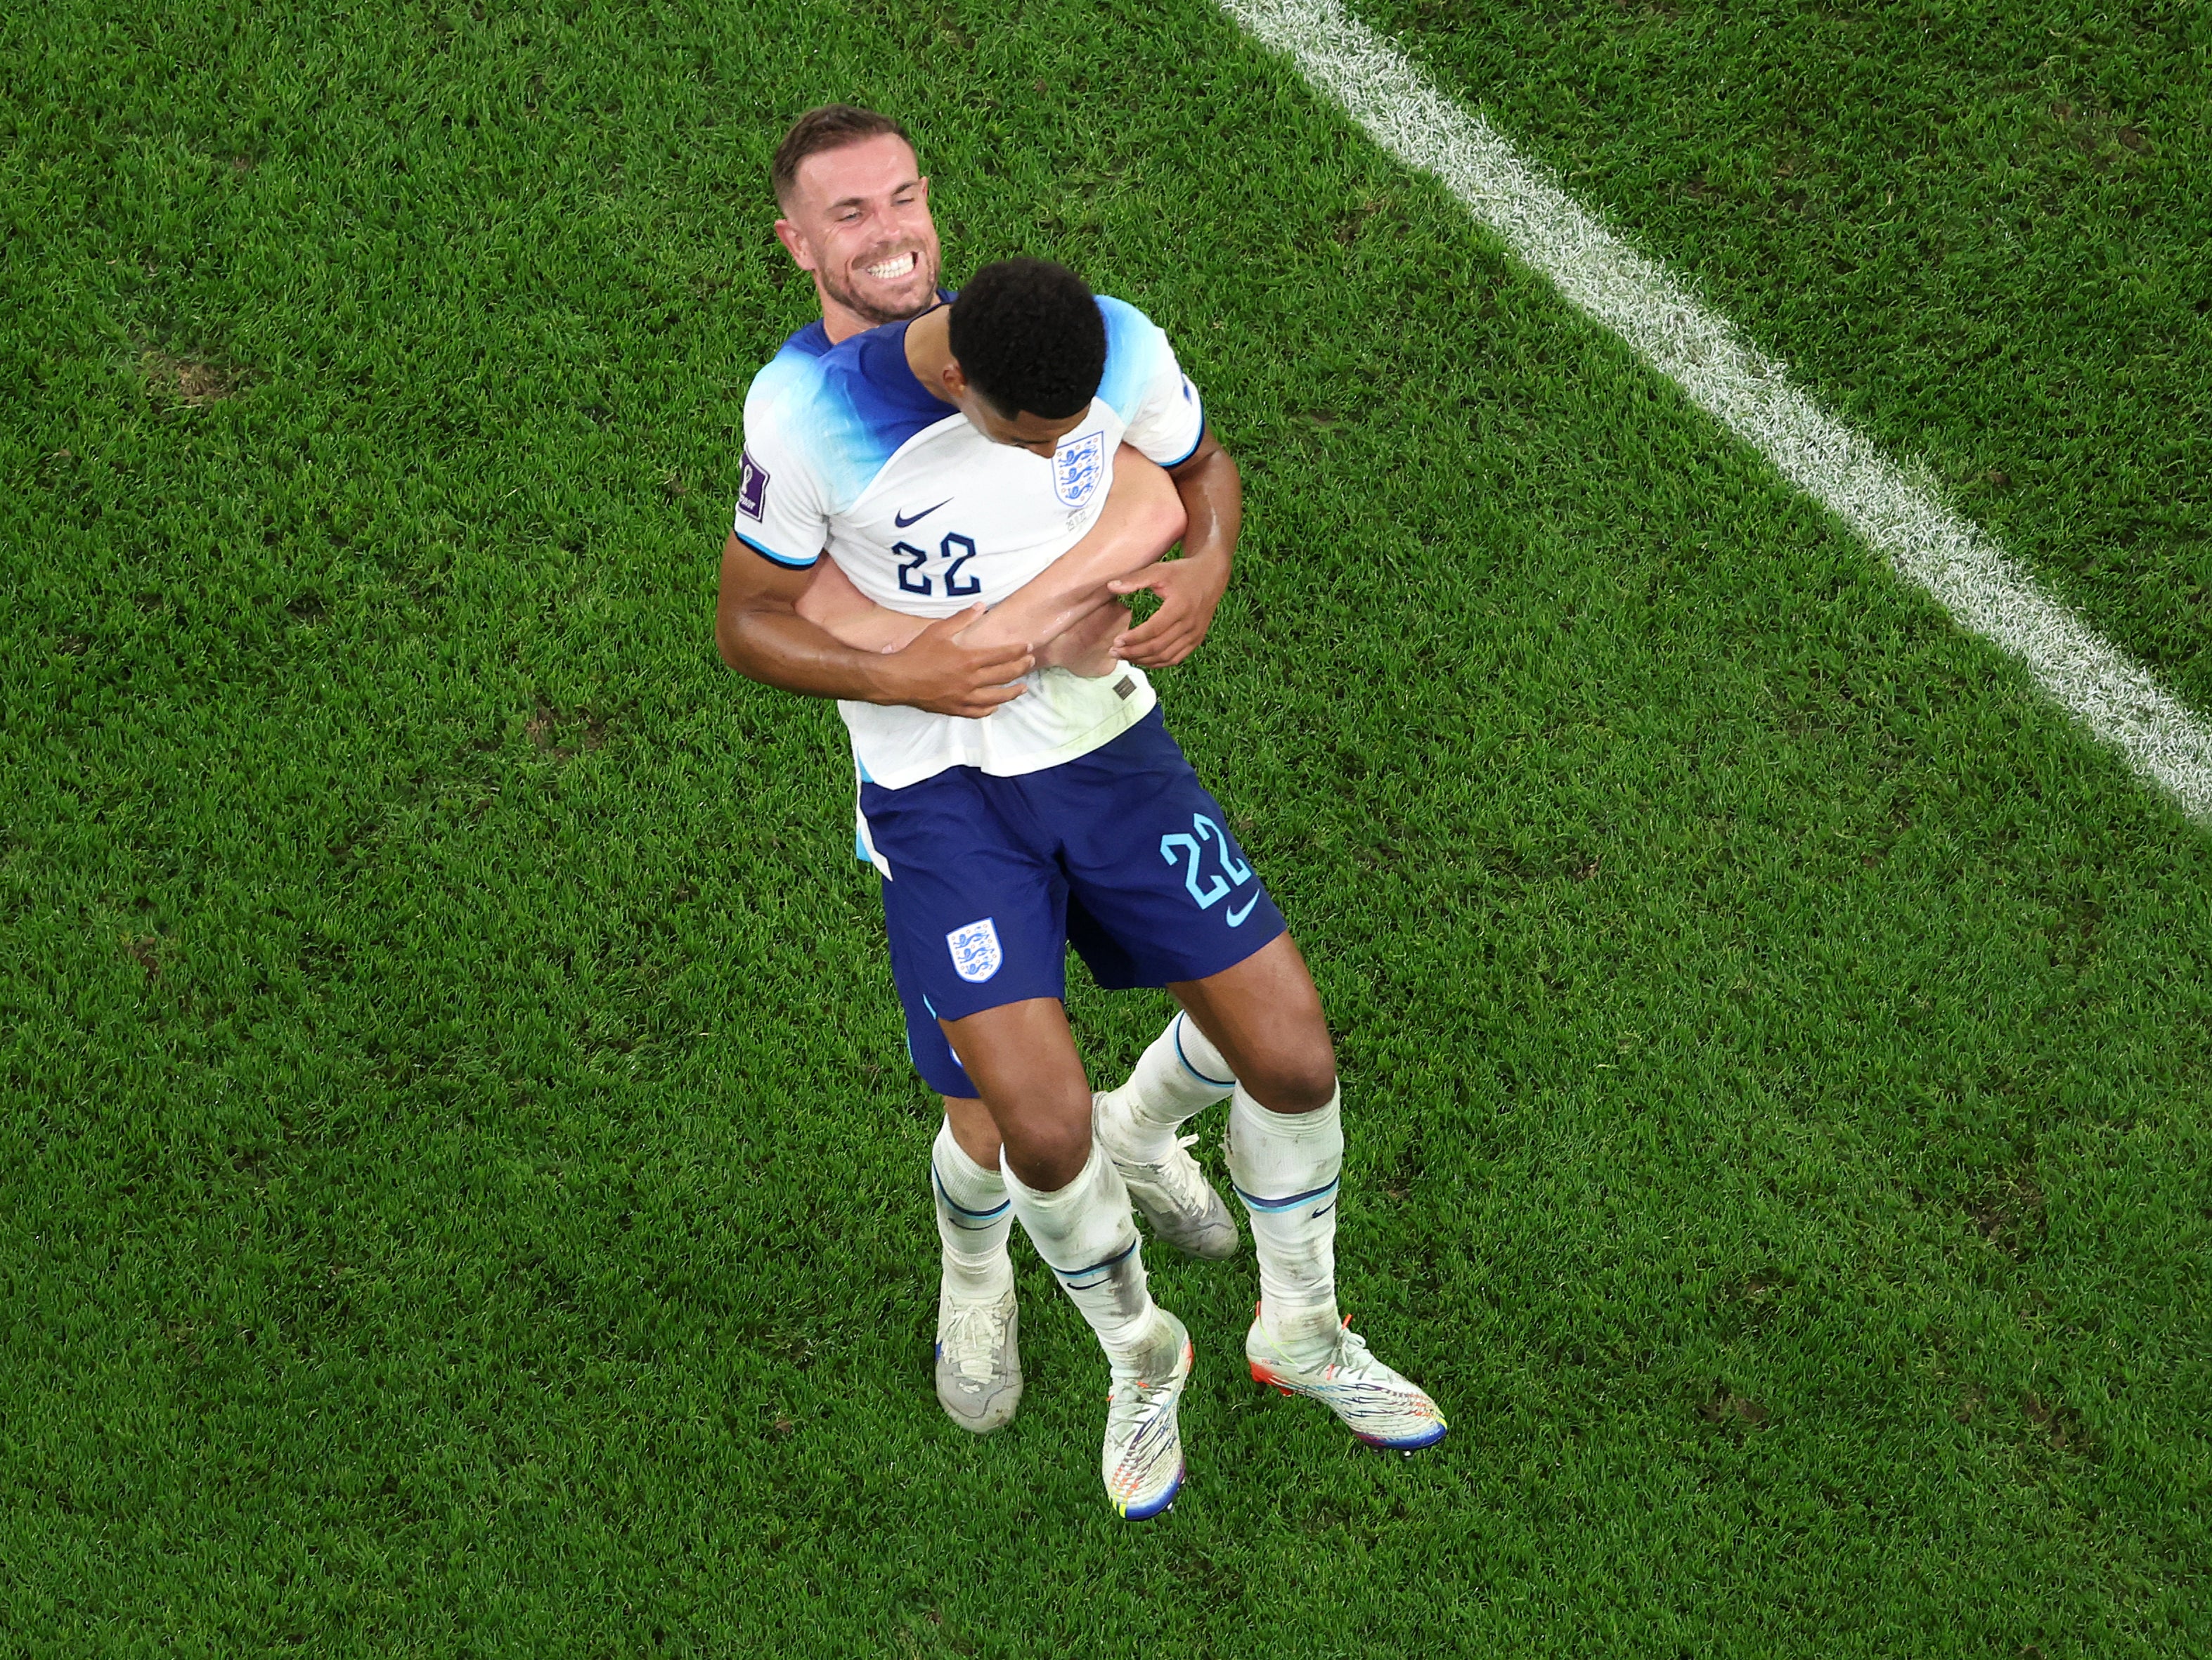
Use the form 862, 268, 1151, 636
843, 679, 1159, 792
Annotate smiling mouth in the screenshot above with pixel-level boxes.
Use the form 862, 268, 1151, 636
862, 250, 919, 281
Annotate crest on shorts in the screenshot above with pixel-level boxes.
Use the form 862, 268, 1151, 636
946, 918, 1003, 984
1052, 430, 1105, 508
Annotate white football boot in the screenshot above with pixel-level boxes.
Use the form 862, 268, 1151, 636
934, 1287, 1022, 1434
1092, 1090, 1240, 1260
1102, 1311, 1194, 1519
1247, 1311, 1447, 1451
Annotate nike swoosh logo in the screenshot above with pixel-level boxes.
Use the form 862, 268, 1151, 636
1226, 890, 1260, 927
893, 499, 951, 527
1311, 1200, 1337, 1220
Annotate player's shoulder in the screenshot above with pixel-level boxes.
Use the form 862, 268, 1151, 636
1095, 293, 1170, 353
1094, 294, 1180, 420
744, 318, 958, 508
744, 331, 834, 426
780, 318, 834, 359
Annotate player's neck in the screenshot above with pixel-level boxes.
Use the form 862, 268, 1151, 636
901, 307, 959, 405
818, 297, 878, 347
817, 280, 947, 351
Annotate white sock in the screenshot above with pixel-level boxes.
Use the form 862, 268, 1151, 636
931, 1120, 1014, 1304
1107, 1012, 1239, 1161
1002, 1144, 1170, 1379
1226, 1082, 1343, 1364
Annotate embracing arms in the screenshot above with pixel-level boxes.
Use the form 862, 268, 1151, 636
792, 444, 1184, 667
716, 432, 1243, 713
715, 536, 1037, 720
789, 432, 1240, 671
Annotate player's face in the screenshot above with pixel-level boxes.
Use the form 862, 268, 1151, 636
775, 136, 943, 328
970, 404, 1089, 458
945, 373, 1090, 457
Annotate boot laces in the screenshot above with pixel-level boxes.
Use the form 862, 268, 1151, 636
1128, 1133, 1209, 1204
940, 1299, 1009, 1384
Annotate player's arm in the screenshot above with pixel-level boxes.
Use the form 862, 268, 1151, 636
1108, 425, 1239, 669
959, 449, 1185, 661
788, 447, 1187, 666
716, 534, 1033, 719
791, 555, 917, 655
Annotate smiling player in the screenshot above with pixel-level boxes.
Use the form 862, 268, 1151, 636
759, 107, 1267, 1439
718, 245, 1445, 1517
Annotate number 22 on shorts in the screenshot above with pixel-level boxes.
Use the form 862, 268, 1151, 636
1160, 814, 1258, 925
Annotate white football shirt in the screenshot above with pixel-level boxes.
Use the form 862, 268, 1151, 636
735, 297, 1206, 791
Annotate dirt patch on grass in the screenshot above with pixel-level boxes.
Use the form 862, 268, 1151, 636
524, 703, 609, 760
1967, 1172, 2046, 1260
121, 934, 162, 982
1700, 1387, 1769, 1430
2022, 1391, 2088, 1454
142, 349, 247, 407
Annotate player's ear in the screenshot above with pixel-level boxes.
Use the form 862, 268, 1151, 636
772, 217, 815, 271
940, 359, 969, 401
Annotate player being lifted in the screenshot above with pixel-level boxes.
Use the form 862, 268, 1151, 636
720, 110, 1442, 1517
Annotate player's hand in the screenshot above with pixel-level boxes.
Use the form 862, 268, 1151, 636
1106, 551, 1229, 668
872, 604, 1034, 717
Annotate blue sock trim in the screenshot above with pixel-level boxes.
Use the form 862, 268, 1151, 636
1231, 1176, 1340, 1214
1059, 1236, 1140, 1289
933, 1167, 1011, 1225
1171, 1015, 1235, 1088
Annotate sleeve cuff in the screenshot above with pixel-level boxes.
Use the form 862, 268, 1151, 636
1156, 419, 1206, 469
736, 532, 818, 570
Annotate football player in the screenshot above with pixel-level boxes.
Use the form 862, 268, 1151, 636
719, 202, 1444, 1511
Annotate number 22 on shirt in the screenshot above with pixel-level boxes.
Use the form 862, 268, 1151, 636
895, 531, 982, 598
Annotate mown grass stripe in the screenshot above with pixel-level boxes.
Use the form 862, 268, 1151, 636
1219, 0, 2212, 826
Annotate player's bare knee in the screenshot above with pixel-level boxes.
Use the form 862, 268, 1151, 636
1242, 1044, 1338, 1114
1003, 1118, 1094, 1192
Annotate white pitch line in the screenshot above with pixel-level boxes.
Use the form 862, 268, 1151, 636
1218, 0, 2212, 825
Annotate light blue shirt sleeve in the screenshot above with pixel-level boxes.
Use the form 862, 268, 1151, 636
733, 354, 829, 569
1096, 296, 1207, 468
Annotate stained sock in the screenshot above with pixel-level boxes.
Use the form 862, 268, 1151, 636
931, 1119, 1014, 1304
1002, 1144, 1174, 1380
1106, 1012, 1238, 1162
1225, 1082, 1343, 1364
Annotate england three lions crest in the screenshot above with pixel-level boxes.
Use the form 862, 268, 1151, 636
1052, 430, 1106, 509
946, 918, 1003, 984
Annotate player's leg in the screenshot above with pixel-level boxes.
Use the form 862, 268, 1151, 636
1093, 1000, 1240, 1183
898, 987, 1023, 1434
929, 1090, 1019, 1434
1049, 709, 1443, 1450
1090, 1002, 1243, 1259
1174, 936, 1446, 1451
944, 996, 1191, 1518
1088, 928, 1325, 1256
1056, 716, 1279, 1261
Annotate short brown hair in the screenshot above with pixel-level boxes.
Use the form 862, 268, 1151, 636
772, 105, 913, 207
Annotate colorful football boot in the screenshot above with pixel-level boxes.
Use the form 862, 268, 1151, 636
1247, 1311, 1446, 1451
1103, 1311, 1194, 1519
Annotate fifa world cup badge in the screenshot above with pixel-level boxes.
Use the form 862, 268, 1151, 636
1052, 430, 1106, 509
945, 918, 1004, 984
737, 450, 770, 521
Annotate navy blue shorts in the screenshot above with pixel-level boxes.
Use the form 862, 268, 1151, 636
860, 708, 1287, 1098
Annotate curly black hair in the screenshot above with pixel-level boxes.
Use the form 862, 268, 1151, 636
947, 258, 1106, 420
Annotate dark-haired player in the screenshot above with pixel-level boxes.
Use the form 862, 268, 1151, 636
718, 257, 1444, 1517
761, 106, 1255, 1427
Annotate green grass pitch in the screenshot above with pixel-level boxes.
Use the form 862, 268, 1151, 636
4, 0, 2209, 1653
